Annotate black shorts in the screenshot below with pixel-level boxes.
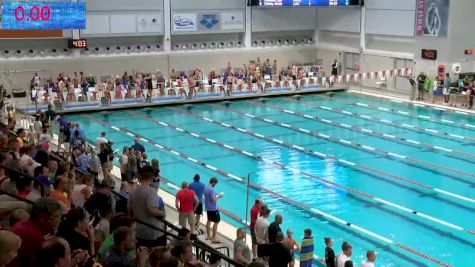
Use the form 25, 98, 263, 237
207, 210, 220, 223
195, 203, 203, 215
250, 228, 257, 245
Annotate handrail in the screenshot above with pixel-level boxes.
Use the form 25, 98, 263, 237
0, 188, 35, 205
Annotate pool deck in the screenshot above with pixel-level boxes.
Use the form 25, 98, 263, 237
16, 86, 347, 115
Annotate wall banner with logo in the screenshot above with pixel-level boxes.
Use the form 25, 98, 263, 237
172, 13, 197, 32
416, 0, 449, 37
197, 13, 221, 31
221, 11, 244, 31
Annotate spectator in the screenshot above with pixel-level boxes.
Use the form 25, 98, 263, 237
0, 230, 21, 267
324, 237, 336, 267
283, 229, 300, 267
361, 250, 377, 267
416, 72, 427, 101
102, 226, 149, 267
188, 174, 204, 228
15, 129, 26, 148
33, 116, 42, 141
96, 132, 108, 148
98, 214, 136, 262
128, 166, 166, 247
76, 149, 89, 173
88, 150, 100, 179
126, 148, 138, 182
336, 242, 353, 267
9, 198, 61, 267
300, 229, 314, 267
44, 104, 57, 123
70, 130, 85, 151
344, 261, 354, 267
116, 182, 130, 214
249, 199, 264, 258
204, 177, 223, 243
120, 147, 130, 182
49, 175, 71, 212
57, 207, 95, 255
84, 180, 114, 218
19, 145, 40, 176
170, 241, 205, 267
131, 137, 145, 154
233, 227, 251, 265
38, 128, 51, 151
97, 205, 115, 236
150, 159, 160, 180
150, 174, 165, 218
71, 174, 93, 208
254, 206, 270, 245
149, 247, 172, 267
268, 232, 292, 267
175, 181, 199, 234
268, 214, 283, 243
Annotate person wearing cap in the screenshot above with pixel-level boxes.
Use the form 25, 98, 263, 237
175, 181, 199, 234
84, 179, 114, 218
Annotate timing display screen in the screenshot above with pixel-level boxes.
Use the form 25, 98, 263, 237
1, 1, 86, 30
254, 0, 360, 6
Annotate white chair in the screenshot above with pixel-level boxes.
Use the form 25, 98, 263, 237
308, 72, 314, 77
264, 75, 271, 81
74, 88, 81, 102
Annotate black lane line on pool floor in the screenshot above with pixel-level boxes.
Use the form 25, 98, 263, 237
222, 102, 475, 186
249, 99, 475, 162
316, 93, 475, 132
216, 103, 475, 185
145, 109, 475, 237
82, 114, 454, 267
282, 97, 475, 143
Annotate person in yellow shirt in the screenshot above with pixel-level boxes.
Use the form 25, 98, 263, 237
15, 128, 27, 147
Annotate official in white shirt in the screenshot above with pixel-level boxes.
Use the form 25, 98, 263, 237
336, 241, 353, 267
96, 132, 108, 148
361, 250, 377, 267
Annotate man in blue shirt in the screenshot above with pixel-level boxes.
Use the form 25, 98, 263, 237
189, 174, 205, 227
76, 149, 90, 173
131, 137, 145, 153
204, 177, 222, 243
69, 122, 86, 141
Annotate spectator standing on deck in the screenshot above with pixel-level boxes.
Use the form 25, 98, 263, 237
324, 237, 336, 267
250, 199, 264, 259
96, 132, 108, 149
175, 181, 199, 234
128, 166, 166, 247
268, 232, 292, 267
336, 242, 353, 267
416, 72, 427, 100
131, 137, 145, 153
283, 229, 300, 267
361, 250, 377, 267
120, 147, 130, 182
204, 177, 223, 243
254, 207, 271, 245
299, 229, 314, 267
268, 214, 283, 243
188, 174, 205, 228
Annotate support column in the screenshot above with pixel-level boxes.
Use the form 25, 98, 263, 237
244, 5, 252, 49
313, 7, 319, 45
163, 0, 172, 53
360, 5, 366, 52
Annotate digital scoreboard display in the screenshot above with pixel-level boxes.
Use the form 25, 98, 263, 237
251, 0, 361, 6
1, 1, 86, 30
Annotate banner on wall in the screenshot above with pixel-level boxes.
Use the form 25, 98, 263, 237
198, 13, 220, 30
416, 0, 449, 37
221, 11, 244, 30
172, 13, 197, 32
137, 14, 163, 33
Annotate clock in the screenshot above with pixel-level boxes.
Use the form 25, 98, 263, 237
1, 1, 86, 30
68, 39, 88, 49
421, 49, 437, 60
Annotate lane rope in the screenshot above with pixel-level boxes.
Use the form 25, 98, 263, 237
217, 104, 475, 182
163, 109, 475, 234
247, 100, 475, 162
283, 97, 475, 142
317, 94, 475, 131
83, 114, 454, 267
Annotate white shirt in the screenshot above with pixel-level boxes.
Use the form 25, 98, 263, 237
96, 137, 108, 148
336, 253, 351, 267
33, 121, 42, 133
120, 154, 128, 172
254, 216, 270, 244
361, 261, 375, 267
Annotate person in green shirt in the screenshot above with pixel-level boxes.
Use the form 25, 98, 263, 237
98, 214, 136, 261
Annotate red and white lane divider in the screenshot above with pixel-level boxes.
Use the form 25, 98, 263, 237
217, 104, 475, 182
210, 105, 475, 203
249, 100, 475, 161
350, 91, 475, 117
317, 94, 475, 131
283, 98, 475, 142
83, 114, 455, 267
165, 108, 475, 235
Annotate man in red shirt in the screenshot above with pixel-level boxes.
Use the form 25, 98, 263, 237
8, 198, 61, 267
176, 182, 199, 235
250, 198, 264, 259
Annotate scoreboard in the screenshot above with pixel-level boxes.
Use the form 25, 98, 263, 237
1, 1, 86, 30
251, 0, 361, 6
254, 0, 361, 6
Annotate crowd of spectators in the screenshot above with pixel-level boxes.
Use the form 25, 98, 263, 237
28, 58, 326, 104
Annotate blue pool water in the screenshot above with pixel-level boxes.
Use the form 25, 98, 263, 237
69, 92, 475, 267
